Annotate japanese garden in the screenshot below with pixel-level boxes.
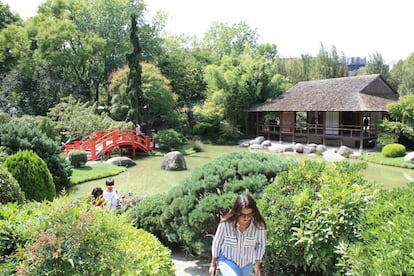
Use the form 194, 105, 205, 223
0, 0, 413, 275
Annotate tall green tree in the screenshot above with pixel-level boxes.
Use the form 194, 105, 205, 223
157, 35, 208, 109
390, 53, 414, 96
108, 63, 177, 133
201, 21, 260, 63
356, 51, 390, 80
386, 94, 414, 137
198, 47, 291, 132
276, 54, 313, 84
0, 0, 164, 115
311, 44, 347, 80
0, 2, 20, 30
125, 14, 143, 123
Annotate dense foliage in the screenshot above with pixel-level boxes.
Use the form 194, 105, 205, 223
337, 183, 414, 275
128, 151, 293, 256
127, 193, 171, 246
68, 150, 87, 168
0, 118, 72, 192
0, 198, 174, 275
381, 143, 406, 157
46, 95, 133, 144
3, 150, 55, 202
0, 165, 25, 204
153, 129, 187, 151
259, 160, 379, 275
107, 63, 178, 132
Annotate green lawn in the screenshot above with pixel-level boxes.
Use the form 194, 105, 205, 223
69, 149, 414, 190
361, 151, 414, 169
69, 149, 195, 185
70, 162, 126, 184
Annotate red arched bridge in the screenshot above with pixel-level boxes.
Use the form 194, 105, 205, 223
65, 129, 154, 160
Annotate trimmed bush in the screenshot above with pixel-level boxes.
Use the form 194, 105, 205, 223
192, 140, 204, 152
3, 150, 55, 201
0, 119, 72, 192
382, 143, 406, 157
0, 112, 11, 124
0, 198, 174, 275
153, 129, 187, 151
192, 122, 217, 136
0, 166, 25, 204
260, 161, 379, 275
154, 151, 293, 256
126, 193, 171, 246
68, 150, 87, 168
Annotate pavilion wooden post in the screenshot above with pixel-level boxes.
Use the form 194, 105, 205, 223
359, 112, 364, 152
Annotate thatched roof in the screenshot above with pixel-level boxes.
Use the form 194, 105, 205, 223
247, 74, 399, 112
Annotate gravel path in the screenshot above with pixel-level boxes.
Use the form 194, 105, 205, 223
172, 249, 210, 276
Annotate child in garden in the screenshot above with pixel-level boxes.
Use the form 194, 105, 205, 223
91, 187, 105, 208
103, 178, 121, 210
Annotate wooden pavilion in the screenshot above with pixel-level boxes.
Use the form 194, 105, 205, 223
246, 74, 399, 150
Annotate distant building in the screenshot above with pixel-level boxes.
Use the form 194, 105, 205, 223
347, 57, 366, 73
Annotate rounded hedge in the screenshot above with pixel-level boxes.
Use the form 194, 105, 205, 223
153, 129, 187, 151
3, 150, 55, 201
381, 143, 406, 157
68, 150, 87, 168
0, 166, 25, 204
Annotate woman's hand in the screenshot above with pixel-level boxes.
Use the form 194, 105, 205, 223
209, 264, 216, 276
254, 260, 261, 276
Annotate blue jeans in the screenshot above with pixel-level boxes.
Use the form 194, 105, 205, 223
218, 255, 253, 276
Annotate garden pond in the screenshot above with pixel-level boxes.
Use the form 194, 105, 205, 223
68, 144, 414, 200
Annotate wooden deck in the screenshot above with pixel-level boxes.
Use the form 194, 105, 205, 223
257, 123, 377, 149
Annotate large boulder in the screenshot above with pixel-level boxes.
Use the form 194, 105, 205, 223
106, 156, 136, 167
261, 140, 272, 148
249, 136, 266, 145
161, 151, 187, 171
303, 144, 317, 154
295, 143, 304, 153
404, 152, 414, 163
323, 150, 346, 162
338, 145, 353, 157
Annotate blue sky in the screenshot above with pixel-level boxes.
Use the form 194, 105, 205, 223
3, 0, 413, 64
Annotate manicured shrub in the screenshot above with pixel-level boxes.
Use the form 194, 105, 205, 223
0, 198, 174, 275
3, 150, 55, 201
192, 122, 217, 136
0, 119, 72, 192
217, 120, 241, 143
153, 129, 187, 151
382, 143, 406, 157
192, 140, 204, 152
0, 166, 25, 204
126, 193, 171, 246
0, 112, 11, 124
337, 183, 414, 275
68, 150, 87, 168
376, 132, 398, 150
259, 160, 379, 275
157, 151, 293, 256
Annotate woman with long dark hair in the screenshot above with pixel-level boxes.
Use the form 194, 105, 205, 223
209, 194, 267, 276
